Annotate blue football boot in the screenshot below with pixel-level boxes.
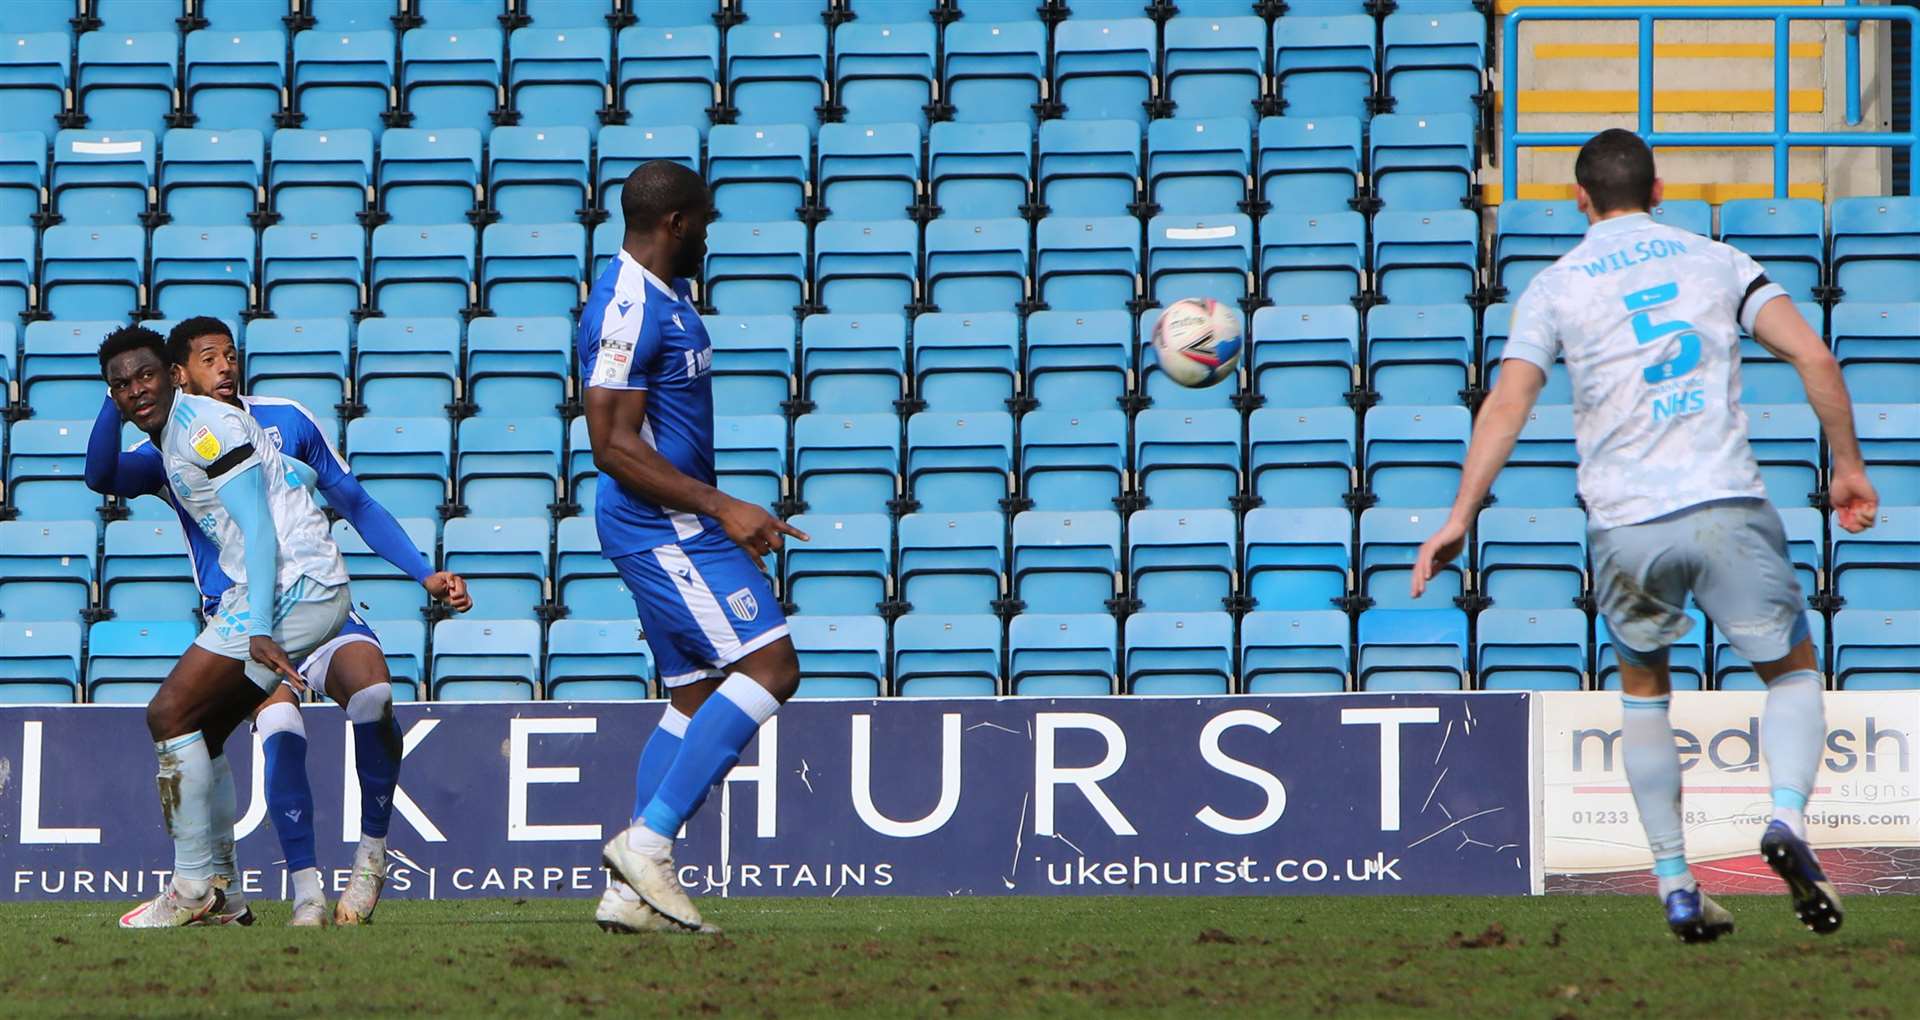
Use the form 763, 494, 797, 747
1665, 887, 1735, 943
1761, 821, 1844, 934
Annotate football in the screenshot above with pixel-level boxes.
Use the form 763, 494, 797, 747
1151, 297, 1244, 388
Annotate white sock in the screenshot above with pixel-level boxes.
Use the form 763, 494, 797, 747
291, 866, 324, 904
1763, 668, 1823, 841
155, 732, 220, 883
357, 834, 388, 860
625, 823, 673, 858
208, 751, 238, 886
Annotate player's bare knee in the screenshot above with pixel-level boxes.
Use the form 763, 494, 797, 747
1754, 638, 1820, 685
145, 689, 193, 741
668, 677, 720, 716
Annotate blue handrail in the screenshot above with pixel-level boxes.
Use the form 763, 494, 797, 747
1502, 5, 1919, 201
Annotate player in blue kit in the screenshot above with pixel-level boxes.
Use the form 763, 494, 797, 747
581, 160, 809, 934
87, 318, 471, 927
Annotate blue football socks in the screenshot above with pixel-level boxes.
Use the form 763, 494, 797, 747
639, 674, 780, 842
347, 683, 400, 840
632, 707, 690, 824
256, 701, 317, 873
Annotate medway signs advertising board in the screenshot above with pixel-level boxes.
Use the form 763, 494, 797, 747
0, 693, 1537, 901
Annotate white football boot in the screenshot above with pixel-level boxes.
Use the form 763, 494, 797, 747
602, 826, 702, 931
289, 894, 330, 927
120, 879, 225, 929
334, 839, 387, 926
595, 880, 721, 935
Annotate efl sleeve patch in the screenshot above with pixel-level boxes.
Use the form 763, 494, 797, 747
190, 424, 223, 461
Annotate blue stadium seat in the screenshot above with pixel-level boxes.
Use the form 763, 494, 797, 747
1597, 611, 1706, 690
401, 27, 505, 135
556, 514, 628, 613
834, 20, 936, 129
1368, 113, 1473, 213
1778, 505, 1825, 601
1832, 506, 1918, 610
1482, 301, 1574, 405
928, 120, 1032, 220
1745, 403, 1820, 508
185, 30, 286, 135
941, 19, 1046, 128
488, 125, 592, 223
23, 320, 114, 414
1477, 608, 1587, 691
370, 618, 427, 701
1477, 507, 1585, 610
102, 519, 201, 620
261, 224, 366, 318
1381, 11, 1485, 119
912, 310, 1017, 412
355, 316, 460, 418
897, 511, 1004, 616
432, 618, 541, 701
734, 0, 828, 24
1257, 210, 1363, 305
442, 516, 551, 622
546, 620, 654, 702
708, 313, 795, 411
0, 520, 94, 623
614, 24, 721, 138
331, 515, 437, 625
93, 0, 183, 32
522, 0, 618, 29
845, 0, 936, 20
0, 33, 68, 138
1491, 404, 1578, 509
712, 414, 788, 510
88, 620, 199, 704
1718, 198, 1824, 304
595, 125, 700, 221
374, 127, 481, 224
707, 122, 810, 222
1373, 209, 1479, 304
1126, 611, 1234, 694
481, 222, 586, 317
1019, 408, 1124, 510
1037, 118, 1139, 217
1128, 508, 1235, 612
506, 26, 612, 137
1357, 608, 1467, 691
1272, 15, 1374, 120
793, 412, 901, 513
814, 218, 918, 314
1365, 303, 1471, 406
1363, 404, 1470, 507
1832, 610, 1920, 690
894, 614, 1001, 698
457, 417, 563, 515
1147, 118, 1251, 217
0, 2, 76, 36
1024, 309, 1129, 410
77, 32, 177, 135
564, 415, 595, 512
345, 416, 452, 519
268, 127, 373, 224
1009, 612, 1117, 696
1493, 200, 1582, 296
1012, 509, 1120, 615
292, 31, 398, 135
203, 0, 297, 31
1248, 405, 1355, 508
1716, 612, 1824, 691
1035, 215, 1140, 311
789, 615, 889, 698
906, 410, 1013, 512
1242, 506, 1350, 611
924, 217, 1027, 313
632, 0, 716, 25
0, 131, 47, 227
1649, 199, 1712, 237
244, 319, 349, 437
159, 128, 264, 225
784, 512, 892, 616
1255, 115, 1360, 214
1162, 16, 1264, 122
0, 620, 82, 703
40, 223, 145, 320
372, 222, 476, 317
415, 0, 502, 29
948, 0, 1049, 20
801, 312, 906, 413
1856, 403, 1920, 506
1242, 610, 1348, 693
1134, 408, 1242, 510
1053, 18, 1156, 130
1249, 304, 1357, 406
726, 23, 828, 134
151, 224, 255, 321
1833, 303, 1919, 405
1359, 506, 1457, 610
1830, 196, 1919, 303
1146, 213, 1253, 307
52, 129, 156, 224
0, 320, 14, 407
818, 121, 921, 221
705, 220, 807, 315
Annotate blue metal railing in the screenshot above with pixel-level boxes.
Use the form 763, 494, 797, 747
1502, 5, 1919, 200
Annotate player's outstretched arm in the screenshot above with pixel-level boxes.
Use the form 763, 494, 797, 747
82, 392, 166, 497
214, 460, 305, 687
1749, 296, 1879, 533
1410, 360, 1548, 600
584, 386, 809, 571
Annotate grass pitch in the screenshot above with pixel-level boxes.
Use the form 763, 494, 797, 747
3, 895, 1916, 1018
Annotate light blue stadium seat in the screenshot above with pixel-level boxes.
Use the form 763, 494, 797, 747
1247, 405, 1354, 508
928, 120, 1031, 221
1830, 196, 1919, 303
1745, 403, 1820, 509
489, 125, 591, 223
1833, 304, 1919, 406
949, 0, 1049, 19
1382, 11, 1485, 119
1010, 612, 1116, 696
906, 410, 1013, 512
1718, 199, 1824, 304
707, 122, 810, 222
151, 224, 256, 321
1134, 408, 1241, 510
0, 520, 95, 623
546, 619, 654, 701
88, 619, 199, 703
1255, 115, 1359, 215
0, 33, 68, 138
522, 0, 617, 28
557, 514, 629, 614
801, 312, 906, 413
375, 127, 480, 224
0, 131, 47, 227
432, 618, 540, 700
898, 511, 1004, 616
1272, 15, 1373, 120
1359, 506, 1456, 610
1648, 199, 1712, 236
23, 320, 115, 414
1358, 608, 1466, 691
356, 316, 460, 417
1037, 118, 1138, 218
1833, 610, 1920, 690
1491, 404, 1578, 509
925, 217, 1028, 313
262, 223, 366, 317
95, 0, 186, 32
1833, 506, 1919, 611
1373, 209, 1479, 305
734, 0, 827, 24
268, 127, 373, 224
614, 24, 721, 138
595, 124, 700, 220
1053, 17, 1155, 129
1242, 506, 1349, 612
1366, 303, 1470, 406
0, 1, 75, 35
52, 129, 155, 224
1257, 209, 1363, 305
814, 218, 918, 314
1370, 113, 1474, 213
705, 220, 807, 314
818, 121, 921, 221
1035, 216, 1141, 311
1024, 309, 1128, 410
564, 415, 596, 512
1162, 16, 1264, 122
1716, 612, 1825, 691
458, 417, 564, 515
0, 620, 82, 703
894, 614, 1001, 698
1146, 212, 1252, 307
1147, 118, 1250, 217
1363, 404, 1470, 507
203, 0, 296, 31
835, 20, 936, 130
1019, 408, 1124, 511
942, 19, 1045, 128
402, 26, 504, 135
1477, 507, 1585, 610
713, 414, 788, 511
793, 412, 901, 513
244, 319, 349, 435
102, 519, 200, 620
442, 516, 551, 622
1012, 509, 1119, 615
77, 32, 177, 135
1597, 610, 1706, 690
789, 614, 888, 698
1482, 301, 1576, 405
185, 30, 286, 135
416, 0, 502, 28
1477, 608, 1587, 691
1856, 404, 1920, 506
292, 30, 397, 135
345, 416, 452, 519
1242, 609, 1348, 693
909, 311, 1014, 412
632, 0, 716, 25
707, 313, 795, 412
507, 26, 611, 136
481, 222, 586, 317
160, 128, 264, 225
1126, 611, 1233, 695
1778, 505, 1825, 601
41, 223, 145, 320
1128, 508, 1235, 612
372, 222, 475, 317
845, 0, 935, 20
365, 617, 426, 701
785, 512, 892, 616
726, 23, 828, 135
1493, 200, 1582, 297
0, 320, 13, 396
331, 515, 437, 624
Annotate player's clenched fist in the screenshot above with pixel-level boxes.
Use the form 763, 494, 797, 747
424, 571, 472, 612
1829, 466, 1879, 534
714, 497, 810, 573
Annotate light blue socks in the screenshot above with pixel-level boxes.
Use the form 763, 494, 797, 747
1622, 694, 1696, 897
1763, 669, 1825, 839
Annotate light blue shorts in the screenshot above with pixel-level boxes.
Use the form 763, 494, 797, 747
194, 578, 352, 692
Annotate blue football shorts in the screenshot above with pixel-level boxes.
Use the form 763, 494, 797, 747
611, 526, 790, 688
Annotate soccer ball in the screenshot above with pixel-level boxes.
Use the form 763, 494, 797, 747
1151, 298, 1244, 388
